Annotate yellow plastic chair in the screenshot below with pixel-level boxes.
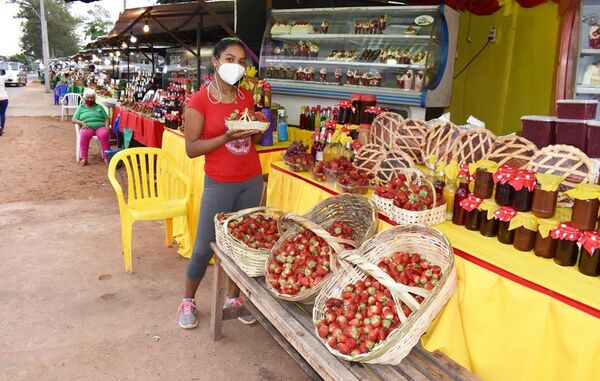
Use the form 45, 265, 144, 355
108, 147, 192, 273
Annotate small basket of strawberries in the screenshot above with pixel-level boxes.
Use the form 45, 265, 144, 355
283, 141, 315, 172
215, 207, 283, 277
372, 170, 445, 226
337, 169, 373, 195
313, 225, 457, 364
225, 108, 270, 132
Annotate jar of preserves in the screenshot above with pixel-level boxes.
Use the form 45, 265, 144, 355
578, 231, 600, 276
460, 194, 483, 231
493, 165, 517, 206
479, 199, 500, 237
350, 94, 362, 125
565, 183, 600, 231
550, 223, 583, 266
510, 170, 537, 212
534, 217, 560, 258
452, 175, 470, 226
337, 101, 354, 125
473, 160, 499, 199
360, 95, 377, 124
531, 173, 562, 218
509, 212, 539, 252
494, 206, 517, 244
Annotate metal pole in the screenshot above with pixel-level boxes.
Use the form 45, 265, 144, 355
40, 0, 51, 93
197, 16, 202, 89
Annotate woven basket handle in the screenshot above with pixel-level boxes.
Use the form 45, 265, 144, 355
223, 207, 284, 244
338, 251, 429, 323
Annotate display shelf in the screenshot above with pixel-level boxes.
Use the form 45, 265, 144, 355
264, 57, 425, 70
271, 5, 440, 16
271, 33, 431, 45
581, 48, 600, 55
268, 78, 422, 106
577, 85, 600, 95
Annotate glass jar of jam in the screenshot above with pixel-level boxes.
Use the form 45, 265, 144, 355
510, 170, 537, 212
551, 223, 583, 267
472, 160, 498, 199
360, 95, 377, 124
565, 183, 600, 231
452, 175, 470, 226
350, 94, 362, 125
511, 213, 538, 252
493, 165, 517, 206
534, 217, 560, 258
531, 174, 562, 218
338, 101, 353, 125
460, 194, 483, 231
578, 231, 600, 276
494, 206, 517, 245
479, 199, 500, 237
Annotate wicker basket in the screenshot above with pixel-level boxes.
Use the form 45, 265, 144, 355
225, 109, 270, 132
313, 225, 457, 364
268, 194, 379, 303
372, 172, 445, 226
215, 207, 283, 277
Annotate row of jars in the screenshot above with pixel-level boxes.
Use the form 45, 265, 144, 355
472, 162, 600, 232
453, 195, 600, 277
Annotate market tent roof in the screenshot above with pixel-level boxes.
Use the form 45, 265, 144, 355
91, 1, 236, 54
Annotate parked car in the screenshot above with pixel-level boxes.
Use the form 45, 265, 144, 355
0, 62, 27, 87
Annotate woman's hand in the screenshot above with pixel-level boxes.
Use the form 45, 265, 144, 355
80, 123, 89, 130
224, 129, 259, 142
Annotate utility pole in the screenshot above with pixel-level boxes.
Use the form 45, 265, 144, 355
40, 0, 51, 93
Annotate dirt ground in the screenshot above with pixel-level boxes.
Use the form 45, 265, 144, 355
0, 83, 309, 380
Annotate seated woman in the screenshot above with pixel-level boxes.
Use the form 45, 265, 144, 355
72, 89, 111, 166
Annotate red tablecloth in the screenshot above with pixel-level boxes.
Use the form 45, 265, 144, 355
115, 106, 165, 148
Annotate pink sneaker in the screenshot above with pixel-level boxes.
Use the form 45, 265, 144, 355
177, 298, 198, 329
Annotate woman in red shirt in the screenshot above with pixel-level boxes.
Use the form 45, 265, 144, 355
178, 38, 263, 329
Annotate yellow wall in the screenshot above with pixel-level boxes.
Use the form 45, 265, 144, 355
449, 2, 560, 136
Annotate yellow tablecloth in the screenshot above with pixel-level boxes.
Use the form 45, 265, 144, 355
266, 161, 600, 381
161, 129, 294, 257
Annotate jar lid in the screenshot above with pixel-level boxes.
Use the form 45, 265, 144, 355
350, 93, 362, 101
360, 94, 377, 102
587, 121, 600, 127
509, 212, 539, 231
538, 216, 561, 238
556, 118, 589, 124
564, 183, 600, 201
469, 159, 499, 175
458, 164, 473, 182
550, 222, 582, 241
509, 169, 537, 191
494, 206, 517, 222
493, 165, 517, 184
366, 106, 382, 114
520, 115, 556, 122
338, 100, 353, 108
460, 194, 483, 212
579, 231, 600, 256
535, 173, 563, 192
479, 199, 500, 219
556, 99, 599, 105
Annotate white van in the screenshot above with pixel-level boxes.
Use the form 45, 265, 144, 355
0, 62, 27, 87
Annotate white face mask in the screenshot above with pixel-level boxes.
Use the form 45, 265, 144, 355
217, 58, 245, 85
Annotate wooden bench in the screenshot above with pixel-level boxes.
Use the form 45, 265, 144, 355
210, 243, 480, 381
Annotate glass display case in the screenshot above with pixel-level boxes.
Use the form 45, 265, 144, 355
259, 5, 459, 119
575, 0, 600, 118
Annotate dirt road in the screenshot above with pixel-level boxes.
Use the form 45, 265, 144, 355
0, 83, 308, 380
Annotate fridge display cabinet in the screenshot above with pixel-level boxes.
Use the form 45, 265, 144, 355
574, 0, 600, 118
259, 5, 459, 121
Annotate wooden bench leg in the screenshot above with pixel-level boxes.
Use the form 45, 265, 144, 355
210, 254, 227, 341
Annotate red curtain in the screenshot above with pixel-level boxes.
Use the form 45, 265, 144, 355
444, 0, 560, 15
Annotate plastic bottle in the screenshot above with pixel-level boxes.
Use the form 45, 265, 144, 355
323, 134, 333, 162
278, 109, 288, 142
443, 177, 456, 220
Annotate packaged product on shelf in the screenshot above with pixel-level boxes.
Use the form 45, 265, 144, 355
494, 206, 517, 245
586, 121, 600, 158
415, 70, 425, 91
459, 194, 483, 231
531, 173, 562, 218
564, 183, 600, 231
551, 223, 583, 266
578, 231, 600, 277
479, 199, 500, 237
472, 160, 499, 199
555, 119, 588, 152
451, 173, 470, 226
520, 115, 556, 149
510, 170, 537, 212
509, 212, 539, 252
590, 23, 600, 49
534, 216, 560, 258
556, 99, 598, 120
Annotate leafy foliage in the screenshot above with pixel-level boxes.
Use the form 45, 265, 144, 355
82, 5, 112, 42
8, 53, 34, 71
17, 0, 81, 59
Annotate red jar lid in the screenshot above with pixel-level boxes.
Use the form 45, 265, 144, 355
493, 165, 517, 185
460, 194, 483, 212
366, 106, 382, 114
350, 93, 362, 101
509, 169, 537, 191
360, 94, 377, 102
458, 164, 474, 182
493, 206, 517, 222
339, 100, 353, 109
550, 222, 582, 241
578, 231, 600, 256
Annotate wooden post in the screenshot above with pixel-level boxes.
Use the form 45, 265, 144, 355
196, 16, 203, 88
210, 254, 227, 341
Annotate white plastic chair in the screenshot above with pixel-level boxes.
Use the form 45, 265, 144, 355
142, 90, 155, 102
61, 93, 82, 121
75, 124, 102, 162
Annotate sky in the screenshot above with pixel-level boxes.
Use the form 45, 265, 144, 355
0, 0, 156, 57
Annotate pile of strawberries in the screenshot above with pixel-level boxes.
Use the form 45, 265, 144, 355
374, 173, 443, 211
224, 213, 280, 250
266, 222, 354, 296
315, 251, 443, 356
338, 170, 372, 194
324, 157, 353, 173
227, 108, 269, 122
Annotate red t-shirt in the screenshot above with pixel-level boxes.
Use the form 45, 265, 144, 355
186, 86, 262, 182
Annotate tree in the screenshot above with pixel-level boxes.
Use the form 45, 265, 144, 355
17, 0, 81, 59
8, 53, 34, 71
82, 4, 112, 42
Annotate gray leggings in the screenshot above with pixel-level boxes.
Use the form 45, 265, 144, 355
186, 174, 263, 279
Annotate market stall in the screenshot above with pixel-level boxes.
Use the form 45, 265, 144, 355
115, 105, 165, 148
265, 160, 600, 381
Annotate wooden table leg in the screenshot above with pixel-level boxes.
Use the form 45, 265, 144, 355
210, 254, 227, 341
